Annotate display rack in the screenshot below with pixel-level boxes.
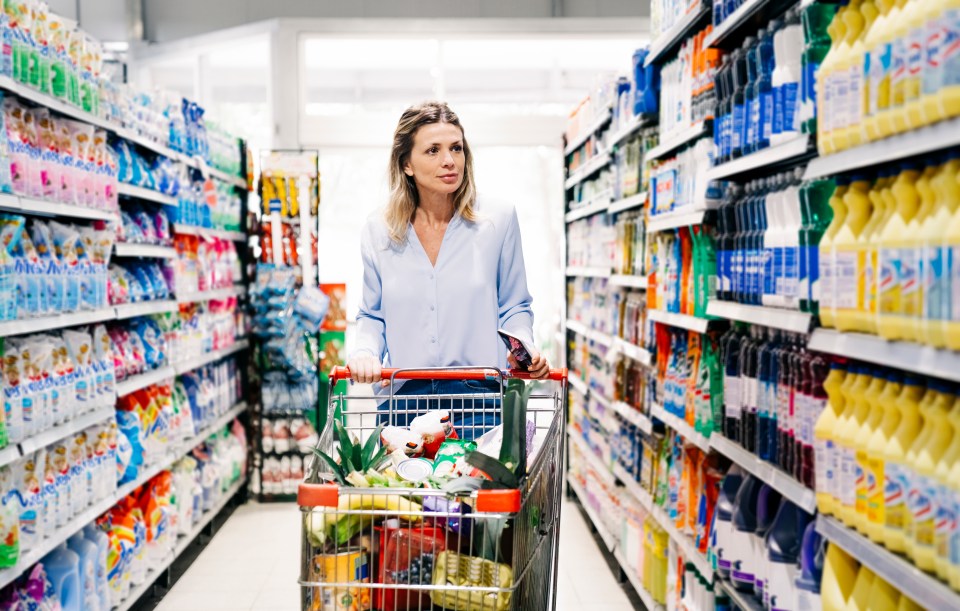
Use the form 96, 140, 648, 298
565, 193, 613, 222
565, 151, 613, 189
564, 108, 613, 156
565, 266, 611, 279
607, 192, 647, 215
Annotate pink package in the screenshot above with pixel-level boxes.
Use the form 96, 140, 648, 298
57, 119, 79, 205
35, 110, 60, 202
21, 109, 43, 200
3, 98, 31, 196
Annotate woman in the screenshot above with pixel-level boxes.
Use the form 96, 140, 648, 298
348, 101, 549, 439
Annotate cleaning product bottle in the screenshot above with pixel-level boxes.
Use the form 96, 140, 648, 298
836, 366, 871, 526
933, 393, 960, 580
925, 151, 960, 347
867, 575, 902, 611
816, 359, 848, 515
903, 0, 932, 129
782, 168, 805, 309
846, 0, 878, 149
821, 543, 859, 610
802, 2, 839, 137
865, 370, 907, 542
917, 0, 945, 126
722, 325, 746, 442
898, 595, 925, 611
817, 1, 850, 154
834, 174, 873, 331
878, 162, 922, 339
899, 379, 939, 558
730, 475, 763, 592
713, 467, 745, 581
757, 27, 776, 151
883, 375, 929, 550
801, 176, 836, 314
763, 176, 785, 307
754, 485, 783, 603
888, 0, 916, 134
902, 160, 939, 342
845, 563, 877, 611
861, 172, 891, 333
832, 0, 866, 152
864, 0, 895, 140
66, 532, 98, 611
765, 502, 814, 611
41, 543, 81, 611
907, 380, 955, 570
796, 521, 825, 610
946, 397, 960, 589
854, 369, 888, 532
83, 523, 110, 611
939, 0, 960, 121
820, 176, 851, 328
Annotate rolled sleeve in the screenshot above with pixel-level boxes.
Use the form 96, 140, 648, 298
497, 207, 535, 348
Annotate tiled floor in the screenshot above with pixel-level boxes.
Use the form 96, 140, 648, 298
154, 495, 639, 611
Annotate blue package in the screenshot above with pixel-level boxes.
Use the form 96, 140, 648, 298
116, 411, 143, 484
133, 318, 165, 369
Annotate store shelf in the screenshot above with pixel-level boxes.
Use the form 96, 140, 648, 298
565, 193, 613, 222
808, 329, 960, 384
706, 135, 814, 182
565, 266, 611, 278
116, 366, 176, 397
117, 183, 179, 207
607, 192, 647, 215
172, 339, 250, 376
611, 401, 655, 435
614, 338, 653, 367
177, 402, 249, 454
646, 208, 711, 233
609, 114, 657, 148
567, 475, 617, 552
0, 308, 117, 338
715, 579, 765, 611
706, 301, 813, 334
568, 375, 589, 397
565, 151, 612, 190
591, 391, 612, 410
650, 403, 711, 452
565, 319, 614, 347
646, 121, 711, 161
804, 116, 960, 180
113, 242, 178, 259
196, 160, 247, 189
709, 435, 817, 513
613, 463, 654, 512
564, 109, 614, 156
176, 285, 246, 304
568, 430, 615, 485
115, 300, 179, 320
172, 223, 246, 242
115, 476, 247, 611
0, 192, 119, 222
704, 0, 799, 50
18, 406, 115, 455
645, 3, 712, 66
609, 274, 648, 290
0, 446, 20, 471
0, 75, 115, 131
647, 308, 716, 334
816, 516, 960, 610
117, 127, 191, 165
613, 549, 665, 611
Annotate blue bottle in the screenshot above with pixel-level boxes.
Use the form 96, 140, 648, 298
766, 502, 814, 610
757, 330, 780, 461
795, 521, 825, 610
713, 467, 745, 581
730, 475, 763, 592
753, 485, 784, 602
633, 48, 660, 116
41, 543, 81, 611
67, 532, 98, 611
745, 34, 761, 154
756, 24, 777, 152
731, 45, 750, 159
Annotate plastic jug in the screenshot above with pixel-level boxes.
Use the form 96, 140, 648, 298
902, 161, 939, 342
713, 467, 745, 581
836, 366, 872, 526
83, 523, 110, 611
821, 543, 859, 610
765, 501, 813, 611
730, 475, 763, 592
845, 563, 876, 611
863, 0, 895, 140
925, 151, 960, 347
939, 0, 960, 121
917, 0, 945, 126
864, 370, 906, 542
832, 0, 866, 152
802, 2, 838, 136
853, 370, 887, 532
888, 0, 916, 135
67, 532, 99, 611
883, 376, 929, 550
933, 394, 960, 580
817, 1, 853, 154
902, 0, 930, 129
816, 360, 848, 515
42, 543, 81, 611
867, 575, 901, 611
833, 174, 872, 332
861, 173, 891, 333
898, 380, 939, 557
796, 521, 825, 611
847, 0, 879, 149
800, 176, 835, 314
877, 163, 922, 340
753, 485, 783, 601
820, 177, 851, 327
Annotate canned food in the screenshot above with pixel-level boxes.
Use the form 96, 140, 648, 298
309, 548, 371, 611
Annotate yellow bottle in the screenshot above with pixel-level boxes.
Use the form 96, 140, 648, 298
946, 399, 960, 588
929, 152, 960, 348
818, 5, 851, 155
833, 0, 866, 153
917, 0, 946, 126
850, 0, 880, 148
837, 367, 873, 526
835, 176, 874, 332
854, 371, 888, 532
821, 544, 860, 611
944, 161, 960, 350
817, 361, 850, 515
902, 162, 940, 342
862, 174, 891, 333
901, 382, 940, 559
903, 0, 932, 129
940, 0, 960, 121
889, 0, 916, 134
877, 163, 922, 340
821, 178, 851, 328
872, 0, 908, 137
864, 0, 895, 140
898, 595, 924, 611
865, 370, 905, 542
844, 564, 876, 611
908, 381, 955, 570
882, 375, 928, 551
933, 395, 960, 580
867, 575, 901, 611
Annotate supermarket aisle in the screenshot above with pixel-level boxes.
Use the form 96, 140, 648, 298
152, 497, 639, 610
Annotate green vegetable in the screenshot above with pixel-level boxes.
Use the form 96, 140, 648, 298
499, 379, 532, 476
311, 422, 390, 486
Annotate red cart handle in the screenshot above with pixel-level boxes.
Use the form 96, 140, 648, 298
330, 366, 568, 383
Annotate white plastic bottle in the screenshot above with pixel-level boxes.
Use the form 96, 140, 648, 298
782, 168, 806, 310
764, 175, 787, 307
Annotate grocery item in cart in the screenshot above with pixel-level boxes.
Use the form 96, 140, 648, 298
309, 547, 371, 611
376, 524, 446, 611
430, 550, 513, 611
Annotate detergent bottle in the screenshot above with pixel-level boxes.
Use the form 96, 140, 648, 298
871, 0, 906, 137
817, 2, 851, 154
863, 0, 895, 140
849, 0, 879, 148
820, 176, 851, 327
861, 171, 892, 333
765, 501, 813, 611
865, 370, 906, 542
832, 0, 866, 152
713, 467, 745, 581
845, 563, 876, 611
802, 2, 839, 136
929, 151, 960, 347
902, 160, 939, 342
877, 162, 922, 340
946, 398, 960, 589
908, 380, 955, 570
821, 543, 859, 610
836, 366, 872, 526
796, 522, 825, 610
933, 393, 960, 580
83, 523, 110, 611
867, 575, 901, 611
900, 379, 940, 559
888, 0, 917, 134
939, 0, 960, 121
730, 475, 763, 592
800, 176, 836, 314
816, 359, 849, 515
754, 485, 783, 602
903, 0, 932, 129
920, 154, 955, 345
884, 376, 931, 551
834, 175, 873, 331
67, 532, 98, 611
854, 370, 888, 532
41, 543, 81, 611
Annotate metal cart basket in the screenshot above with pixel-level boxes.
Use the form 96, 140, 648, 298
298, 366, 568, 611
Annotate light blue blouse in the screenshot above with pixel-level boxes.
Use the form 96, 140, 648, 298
352, 197, 535, 370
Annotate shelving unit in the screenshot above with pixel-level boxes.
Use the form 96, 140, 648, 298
647, 308, 716, 334
646, 121, 711, 161
613, 337, 652, 366
115, 300, 179, 320
569, 374, 589, 397
565, 266, 611, 278
567, 475, 617, 551
703, 0, 801, 50
715, 579, 764, 611
646, 208, 711, 233
709, 435, 816, 513
0, 192, 119, 222
566, 319, 614, 347
176, 285, 246, 304
116, 366, 177, 397
0, 308, 117, 338
114, 243, 178, 259
609, 115, 656, 148
611, 401, 654, 434
565, 151, 612, 190
650, 404, 712, 452
705, 301, 813, 334
705, 135, 814, 182
613, 549, 665, 611
607, 192, 647, 215
644, 3, 712, 66
564, 108, 613, 156
609, 274, 648, 289
172, 224, 247, 242
809, 329, 960, 384
173, 339, 251, 376
568, 430, 614, 485
117, 183, 179, 207
18, 406, 116, 456
565, 193, 613, 222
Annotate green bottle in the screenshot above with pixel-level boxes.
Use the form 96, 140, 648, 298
801, 2, 838, 135
799, 176, 837, 315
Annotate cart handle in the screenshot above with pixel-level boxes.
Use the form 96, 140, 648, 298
330, 366, 568, 383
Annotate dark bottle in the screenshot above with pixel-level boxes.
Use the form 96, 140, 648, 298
744, 36, 761, 155
757, 329, 780, 461
731, 45, 751, 159
733, 182, 750, 303
740, 326, 762, 452
722, 324, 747, 441
756, 25, 776, 152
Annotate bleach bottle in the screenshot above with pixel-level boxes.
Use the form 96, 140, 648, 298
730, 475, 763, 592
713, 466, 745, 580
795, 521, 825, 611
753, 485, 783, 603
84, 523, 110, 611
67, 531, 99, 611
41, 542, 81, 611
766, 501, 814, 611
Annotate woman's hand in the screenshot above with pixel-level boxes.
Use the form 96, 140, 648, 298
508, 351, 550, 379
348, 354, 382, 384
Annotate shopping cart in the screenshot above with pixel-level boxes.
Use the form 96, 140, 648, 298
298, 366, 568, 611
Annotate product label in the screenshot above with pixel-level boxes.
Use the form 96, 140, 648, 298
864, 250, 878, 315
733, 103, 745, 152
772, 84, 784, 135
866, 455, 886, 525
748, 97, 759, 147
783, 81, 799, 134
835, 250, 858, 309
803, 60, 819, 124
764, 247, 778, 297
942, 10, 960, 88
781, 246, 799, 299
834, 69, 850, 131
909, 473, 938, 548
761, 90, 773, 142
811, 246, 824, 304
936, 483, 957, 560
951, 246, 960, 322
892, 38, 909, 107
879, 249, 902, 314
901, 247, 921, 315
885, 461, 909, 531
924, 20, 945, 97
839, 446, 858, 508
849, 64, 863, 126
872, 43, 893, 115
925, 246, 946, 321
725, 375, 741, 419
856, 450, 869, 516
906, 28, 925, 102
950, 489, 960, 569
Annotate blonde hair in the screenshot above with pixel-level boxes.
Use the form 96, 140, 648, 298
386, 101, 477, 244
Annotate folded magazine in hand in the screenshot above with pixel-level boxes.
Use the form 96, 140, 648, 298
498, 328, 534, 370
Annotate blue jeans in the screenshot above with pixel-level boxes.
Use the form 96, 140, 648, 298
377, 379, 501, 441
